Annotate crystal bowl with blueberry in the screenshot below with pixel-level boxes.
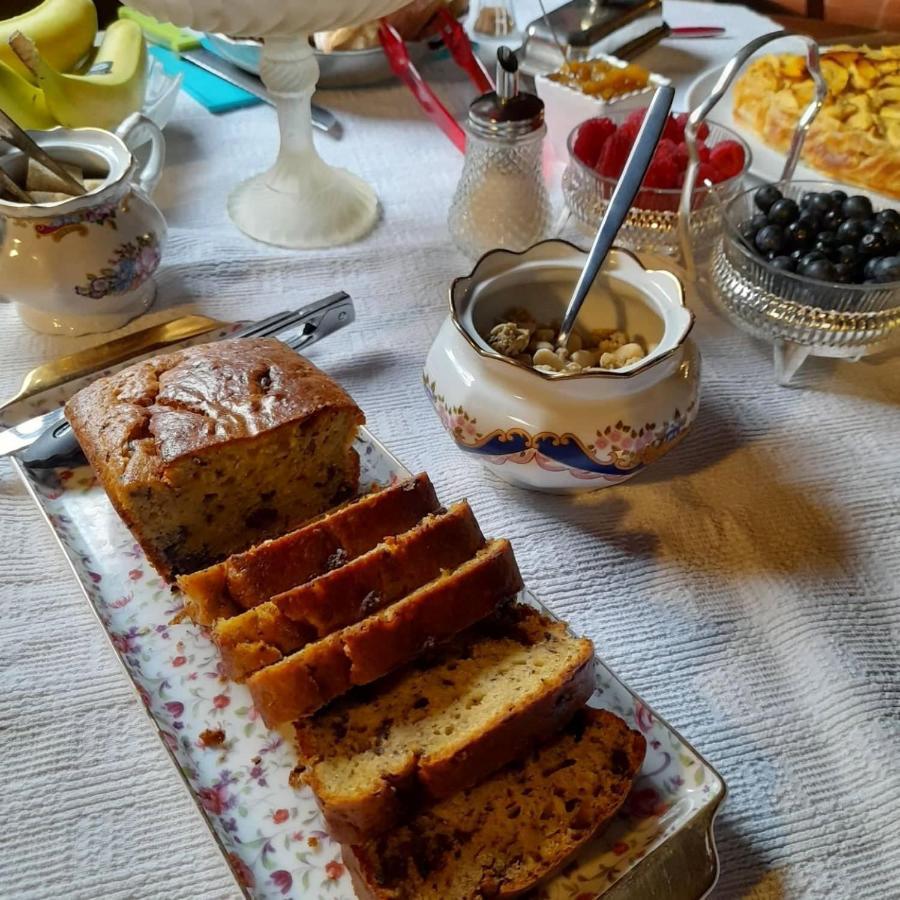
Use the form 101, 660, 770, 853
712, 180, 900, 358
562, 108, 751, 257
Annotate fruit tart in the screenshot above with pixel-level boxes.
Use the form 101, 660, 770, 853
733, 45, 900, 199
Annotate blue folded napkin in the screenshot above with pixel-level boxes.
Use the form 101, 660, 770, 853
149, 45, 263, 114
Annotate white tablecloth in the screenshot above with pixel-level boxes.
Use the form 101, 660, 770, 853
1, 2, 898, 897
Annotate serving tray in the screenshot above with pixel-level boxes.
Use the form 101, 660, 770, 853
3, 363, 725, 900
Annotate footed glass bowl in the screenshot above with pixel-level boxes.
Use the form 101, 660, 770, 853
562, 112, 750, 259
710, 180, 900, 384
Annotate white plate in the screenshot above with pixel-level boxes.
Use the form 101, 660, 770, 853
204, 32, 433, 89
2, 337, 726, 900
684, 41, 895, 206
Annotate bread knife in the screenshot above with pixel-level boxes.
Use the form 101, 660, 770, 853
181, 47, 342, 139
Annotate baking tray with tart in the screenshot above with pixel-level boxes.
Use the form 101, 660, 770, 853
3, 332, 725, 900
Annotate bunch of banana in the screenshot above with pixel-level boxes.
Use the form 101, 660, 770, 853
11, 19, 147, 130
0, 2, 147, 132
0, 0, 97, 81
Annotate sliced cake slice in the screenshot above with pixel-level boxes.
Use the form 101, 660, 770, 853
295, 604, 596, 842
247, 539, 523, 726
345, 707, 646, 900
177, 473, 440, 626
214, 500, 484, 680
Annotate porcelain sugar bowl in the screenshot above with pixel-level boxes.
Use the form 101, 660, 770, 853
0, 113, 166, 336
424, 240, 701, 492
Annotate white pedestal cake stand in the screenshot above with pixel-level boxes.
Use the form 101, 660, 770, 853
124, 0, 412, 248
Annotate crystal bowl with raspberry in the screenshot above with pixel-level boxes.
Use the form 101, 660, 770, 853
562, 108, 751, 258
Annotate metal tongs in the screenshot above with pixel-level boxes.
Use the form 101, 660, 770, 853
379, 8, 493, 153
0, 105, 87, 201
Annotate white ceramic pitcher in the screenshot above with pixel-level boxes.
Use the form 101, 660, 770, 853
0, 113, 166, 336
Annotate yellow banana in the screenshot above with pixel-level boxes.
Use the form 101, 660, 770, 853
0, 59, 55, 129
0, 0, 97, 82
10, 19, 147, 131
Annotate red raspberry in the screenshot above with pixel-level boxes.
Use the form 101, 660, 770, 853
643, 139, 680, 189
572, 117, 616, 168
696, 141, 711, 163
619, 108, 647, 144
696, 162, 720, 186
597, 128, 631, 178
709, 140, 746, 180
661, 113, 684, 143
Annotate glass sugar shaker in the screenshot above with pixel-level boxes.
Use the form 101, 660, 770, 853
448, 47, 552, 258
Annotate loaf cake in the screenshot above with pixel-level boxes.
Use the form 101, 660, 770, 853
177, 473, 440, 626
345, 707, 646, 899
65, 338, 363, 578
214, 500, 484, 680
248, 539, 523, 726
295, 604, 595, 841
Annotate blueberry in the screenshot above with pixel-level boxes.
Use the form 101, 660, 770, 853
829, 189, 848, 207
834, 244, 859, 266
797, 213, 822, 232
755, 224, 785, 254
842, 194, 873, 220
790, 249, 805, 261
799, 258, 836, 281
815, 231, 840, 255
739, 220, 757, 243
750, 212, 769, 231
801, 192, 831, 215
799, 250, 827, 267
754, 184, 782, 214
822, 208, 844, 231
862, 217, 878, 233
871, 256, 900, 283
875, 208, 900, 227
832, 262, 853, 284
871, 221, 900, 250
862, 257, 881, 280
785, 220, 815, 250
768, 198, 800, 226
859, 232, 887, 257
836, 218, 867, 245
770, 255, 796, 272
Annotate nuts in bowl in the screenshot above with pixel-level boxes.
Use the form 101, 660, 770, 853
487, 312, 648, 373
562, 108, 751, 257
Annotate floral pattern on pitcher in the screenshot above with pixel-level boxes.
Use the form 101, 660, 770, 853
74, 233, 161, 300
34, 198, 120, 241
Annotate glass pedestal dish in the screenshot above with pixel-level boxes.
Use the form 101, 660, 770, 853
562, 115, 750, 260
711, 180, 900, 385
124, 0, 412, 248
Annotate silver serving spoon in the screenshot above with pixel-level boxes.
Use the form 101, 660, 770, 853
557, 84, 676, 350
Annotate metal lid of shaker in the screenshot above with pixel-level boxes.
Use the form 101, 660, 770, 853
467, 47, 545, 140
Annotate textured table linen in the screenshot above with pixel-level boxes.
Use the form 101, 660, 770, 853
1, 2, 898, 897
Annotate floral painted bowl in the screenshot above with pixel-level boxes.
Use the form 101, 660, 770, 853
423, 240, 701, 493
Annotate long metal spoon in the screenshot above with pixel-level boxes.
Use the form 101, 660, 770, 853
557, 84, 676, 349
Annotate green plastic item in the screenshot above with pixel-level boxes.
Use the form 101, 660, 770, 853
118, 8, 201, 52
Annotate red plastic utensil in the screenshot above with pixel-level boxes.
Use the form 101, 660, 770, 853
378, 21, 467, 153
670, 26, 726, 38
432, 7, 494, 94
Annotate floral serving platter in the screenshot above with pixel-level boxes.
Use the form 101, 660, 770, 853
2, 355, 726, 900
